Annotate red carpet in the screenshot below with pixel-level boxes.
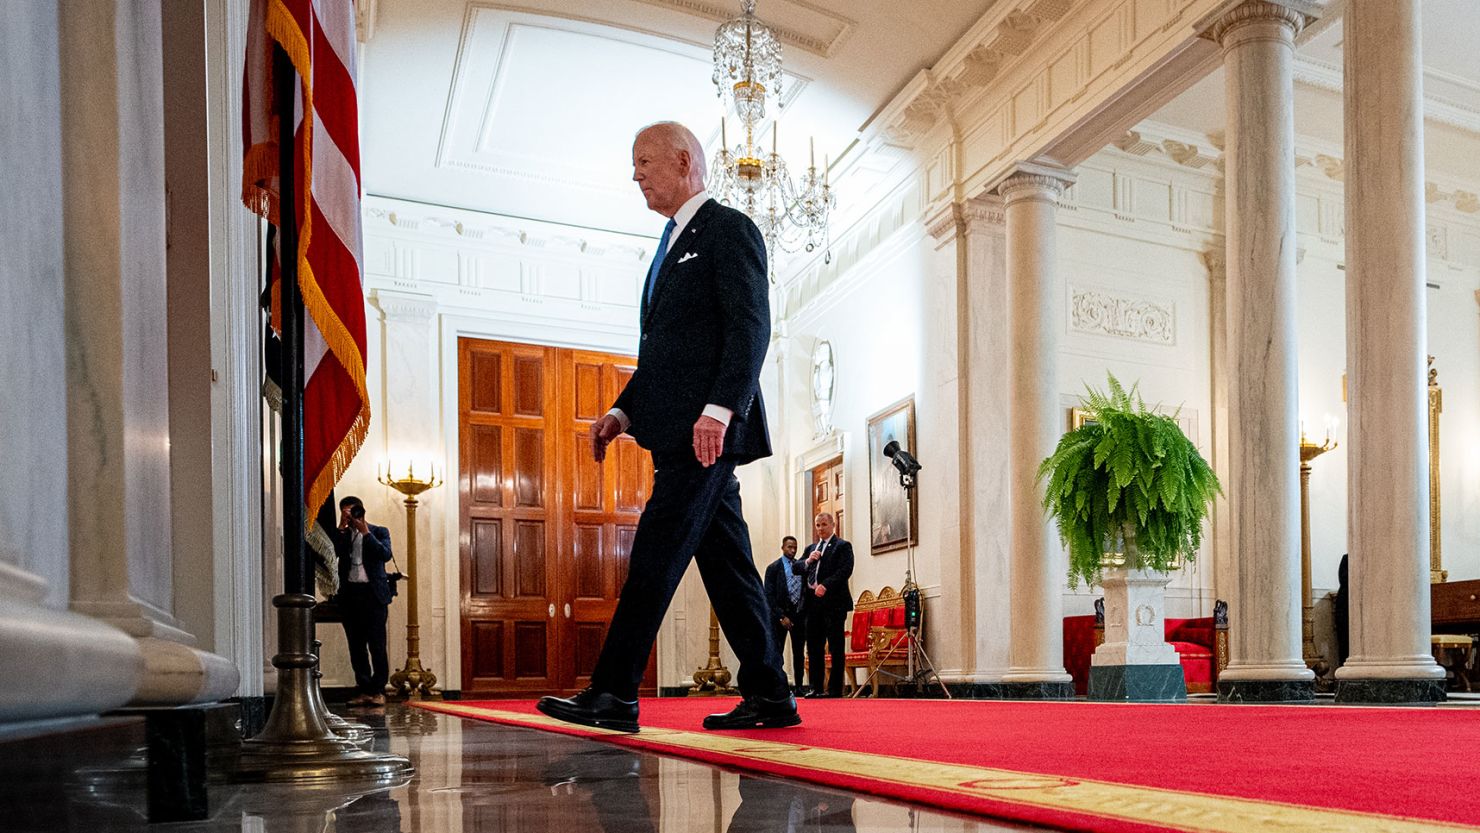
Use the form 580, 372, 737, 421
418, 697, 1480, 833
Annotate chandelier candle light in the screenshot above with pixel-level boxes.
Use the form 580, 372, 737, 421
378, 459, 443, 700
709, 0, 834, 265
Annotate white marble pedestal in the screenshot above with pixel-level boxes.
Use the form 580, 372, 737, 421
1090, 568, 1187, 702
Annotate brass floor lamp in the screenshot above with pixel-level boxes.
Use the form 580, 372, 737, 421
379, 460, 443, 700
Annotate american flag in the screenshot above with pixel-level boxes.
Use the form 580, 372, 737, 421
242, 0, 369, 521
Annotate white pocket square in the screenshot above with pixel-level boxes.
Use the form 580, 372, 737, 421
677, 252, 699, 264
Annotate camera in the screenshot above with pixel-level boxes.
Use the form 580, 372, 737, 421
350, 505, 366, 520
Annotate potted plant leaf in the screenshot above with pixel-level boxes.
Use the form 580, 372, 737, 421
1039, 376, 1221, 701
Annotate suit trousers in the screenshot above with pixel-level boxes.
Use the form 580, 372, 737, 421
590, 453, 788, 700
806, 608, 848, 696
770, 612, 807, 689
339, 582, 389, 696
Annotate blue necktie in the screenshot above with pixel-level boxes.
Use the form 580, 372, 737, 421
644, 219, 677, 308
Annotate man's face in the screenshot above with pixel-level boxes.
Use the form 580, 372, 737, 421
632, 131, 690, 217
782, 539, 798, 558
814, 514, 835, 541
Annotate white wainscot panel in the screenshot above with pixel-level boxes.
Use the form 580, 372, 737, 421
414, 245, 460, 284
1133, 177, 1172, 223
543, 263, 581, 300
1075, 167, 1116, 212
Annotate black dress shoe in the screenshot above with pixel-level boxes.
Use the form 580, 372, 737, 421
803, 690, 831, 699
702, 694, 801, 730
536, 688, 640, 733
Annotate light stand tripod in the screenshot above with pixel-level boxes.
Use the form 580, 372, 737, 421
852, 465, 950, 698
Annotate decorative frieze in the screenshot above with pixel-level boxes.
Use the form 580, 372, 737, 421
1069, 287, 1176, 345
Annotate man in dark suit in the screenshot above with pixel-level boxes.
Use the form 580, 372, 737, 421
538, 122, 796, 733
333, 495, 395, 707
802, 512, 853, 698
764, 536, 807, 693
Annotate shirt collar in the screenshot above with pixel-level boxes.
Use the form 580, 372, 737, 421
667, 190, 709, 250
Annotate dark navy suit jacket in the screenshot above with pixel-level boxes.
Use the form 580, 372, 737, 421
334, 523, 395, 606
614, 198, 772, 463
802, 536, 854, 614
764, 556, 807, 622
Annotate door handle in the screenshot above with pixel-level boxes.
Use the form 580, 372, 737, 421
564, 603, 572, 619
548, 603, 555, 618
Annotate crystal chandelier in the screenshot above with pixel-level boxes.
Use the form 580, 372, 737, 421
708, 0, 834, 266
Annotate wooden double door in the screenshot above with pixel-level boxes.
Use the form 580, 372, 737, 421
458, 338, 656, 697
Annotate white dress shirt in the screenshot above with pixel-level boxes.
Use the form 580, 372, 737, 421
608, 189, 734, 432
347, 531, 369, 583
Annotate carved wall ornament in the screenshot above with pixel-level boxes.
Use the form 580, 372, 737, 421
1069, 287, 1175, 345
811, 339, 836, 439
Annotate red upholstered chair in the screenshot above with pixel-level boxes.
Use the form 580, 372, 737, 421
843, 587, 911, 697
842, 590, 877, 694
1062, 599, 1230, 696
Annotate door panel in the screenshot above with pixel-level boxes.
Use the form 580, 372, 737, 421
460, 339, 656, 697
460, 340, 560, 694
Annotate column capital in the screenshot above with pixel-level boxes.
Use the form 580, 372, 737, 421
925, 196, 1005, 242
1206, 1, 1307, 47
995, 162, 1076, 206
371, 290, 437, 323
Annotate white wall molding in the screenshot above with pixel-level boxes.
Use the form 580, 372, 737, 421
1293, 54, 1480, 137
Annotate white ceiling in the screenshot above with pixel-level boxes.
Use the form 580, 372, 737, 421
361, 0, 999, 238
1148, 1, 1480, 181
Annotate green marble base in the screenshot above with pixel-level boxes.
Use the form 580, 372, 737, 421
1089, 664, 1187, 702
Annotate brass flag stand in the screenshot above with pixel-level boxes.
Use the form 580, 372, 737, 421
230, 44, 410, 783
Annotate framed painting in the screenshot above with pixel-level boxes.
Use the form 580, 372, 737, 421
866, 396, 918, 554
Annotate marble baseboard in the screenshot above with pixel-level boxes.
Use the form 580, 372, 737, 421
111, 702, 241, 823
0, 715, 147, 832
1217, 679, 1315, 704
1334, 678, 1446, 705
230, 695, 270, 739
1090, 664, 1187, 702
947, 681, 1075, 700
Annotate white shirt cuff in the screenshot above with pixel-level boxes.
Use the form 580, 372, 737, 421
606, 408, 631, 431
701, 404, 733, 427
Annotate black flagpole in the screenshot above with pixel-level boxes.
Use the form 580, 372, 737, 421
231, 42, 409, 783
276, 46, 306, 599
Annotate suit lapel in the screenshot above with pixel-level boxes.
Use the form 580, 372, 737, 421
642, 199, 715, 329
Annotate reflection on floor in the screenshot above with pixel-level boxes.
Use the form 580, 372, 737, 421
14, 703, 1045, 832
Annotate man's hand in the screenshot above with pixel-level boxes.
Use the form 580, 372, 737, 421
692, 415, 726, 467
590, 413, 623, 462
813, 584, 827, 598
806, 549, 821, 564
338, 507, 352, 531
351, 516, 370, 536
779, 615, 793, 630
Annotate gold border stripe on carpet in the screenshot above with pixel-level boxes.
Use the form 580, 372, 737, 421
424, 703, 1480, 833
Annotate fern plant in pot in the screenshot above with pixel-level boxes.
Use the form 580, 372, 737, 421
1039, 376, 1221, 702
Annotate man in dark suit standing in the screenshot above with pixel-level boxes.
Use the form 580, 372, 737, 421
333, 495, 395, 707
538, 122, 796, 733
802, 512, 853, 698
764, 536, 807, 694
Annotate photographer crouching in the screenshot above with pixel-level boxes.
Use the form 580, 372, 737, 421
335, 495, 394, 708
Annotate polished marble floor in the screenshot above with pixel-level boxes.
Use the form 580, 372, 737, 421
21, 703, 1047, 832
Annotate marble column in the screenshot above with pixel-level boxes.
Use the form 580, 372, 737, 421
925, 197, 1013, 688
1334, 0, 1445, 704
59, 0, 237, 705
998, 165, 1075, 698
1209, 2, 1314, 703
1203, 250, 1236, 620
0, 1, 146, 724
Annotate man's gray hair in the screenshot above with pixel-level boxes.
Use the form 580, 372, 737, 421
814, 511, 835, 522
636, 121, 708, 181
